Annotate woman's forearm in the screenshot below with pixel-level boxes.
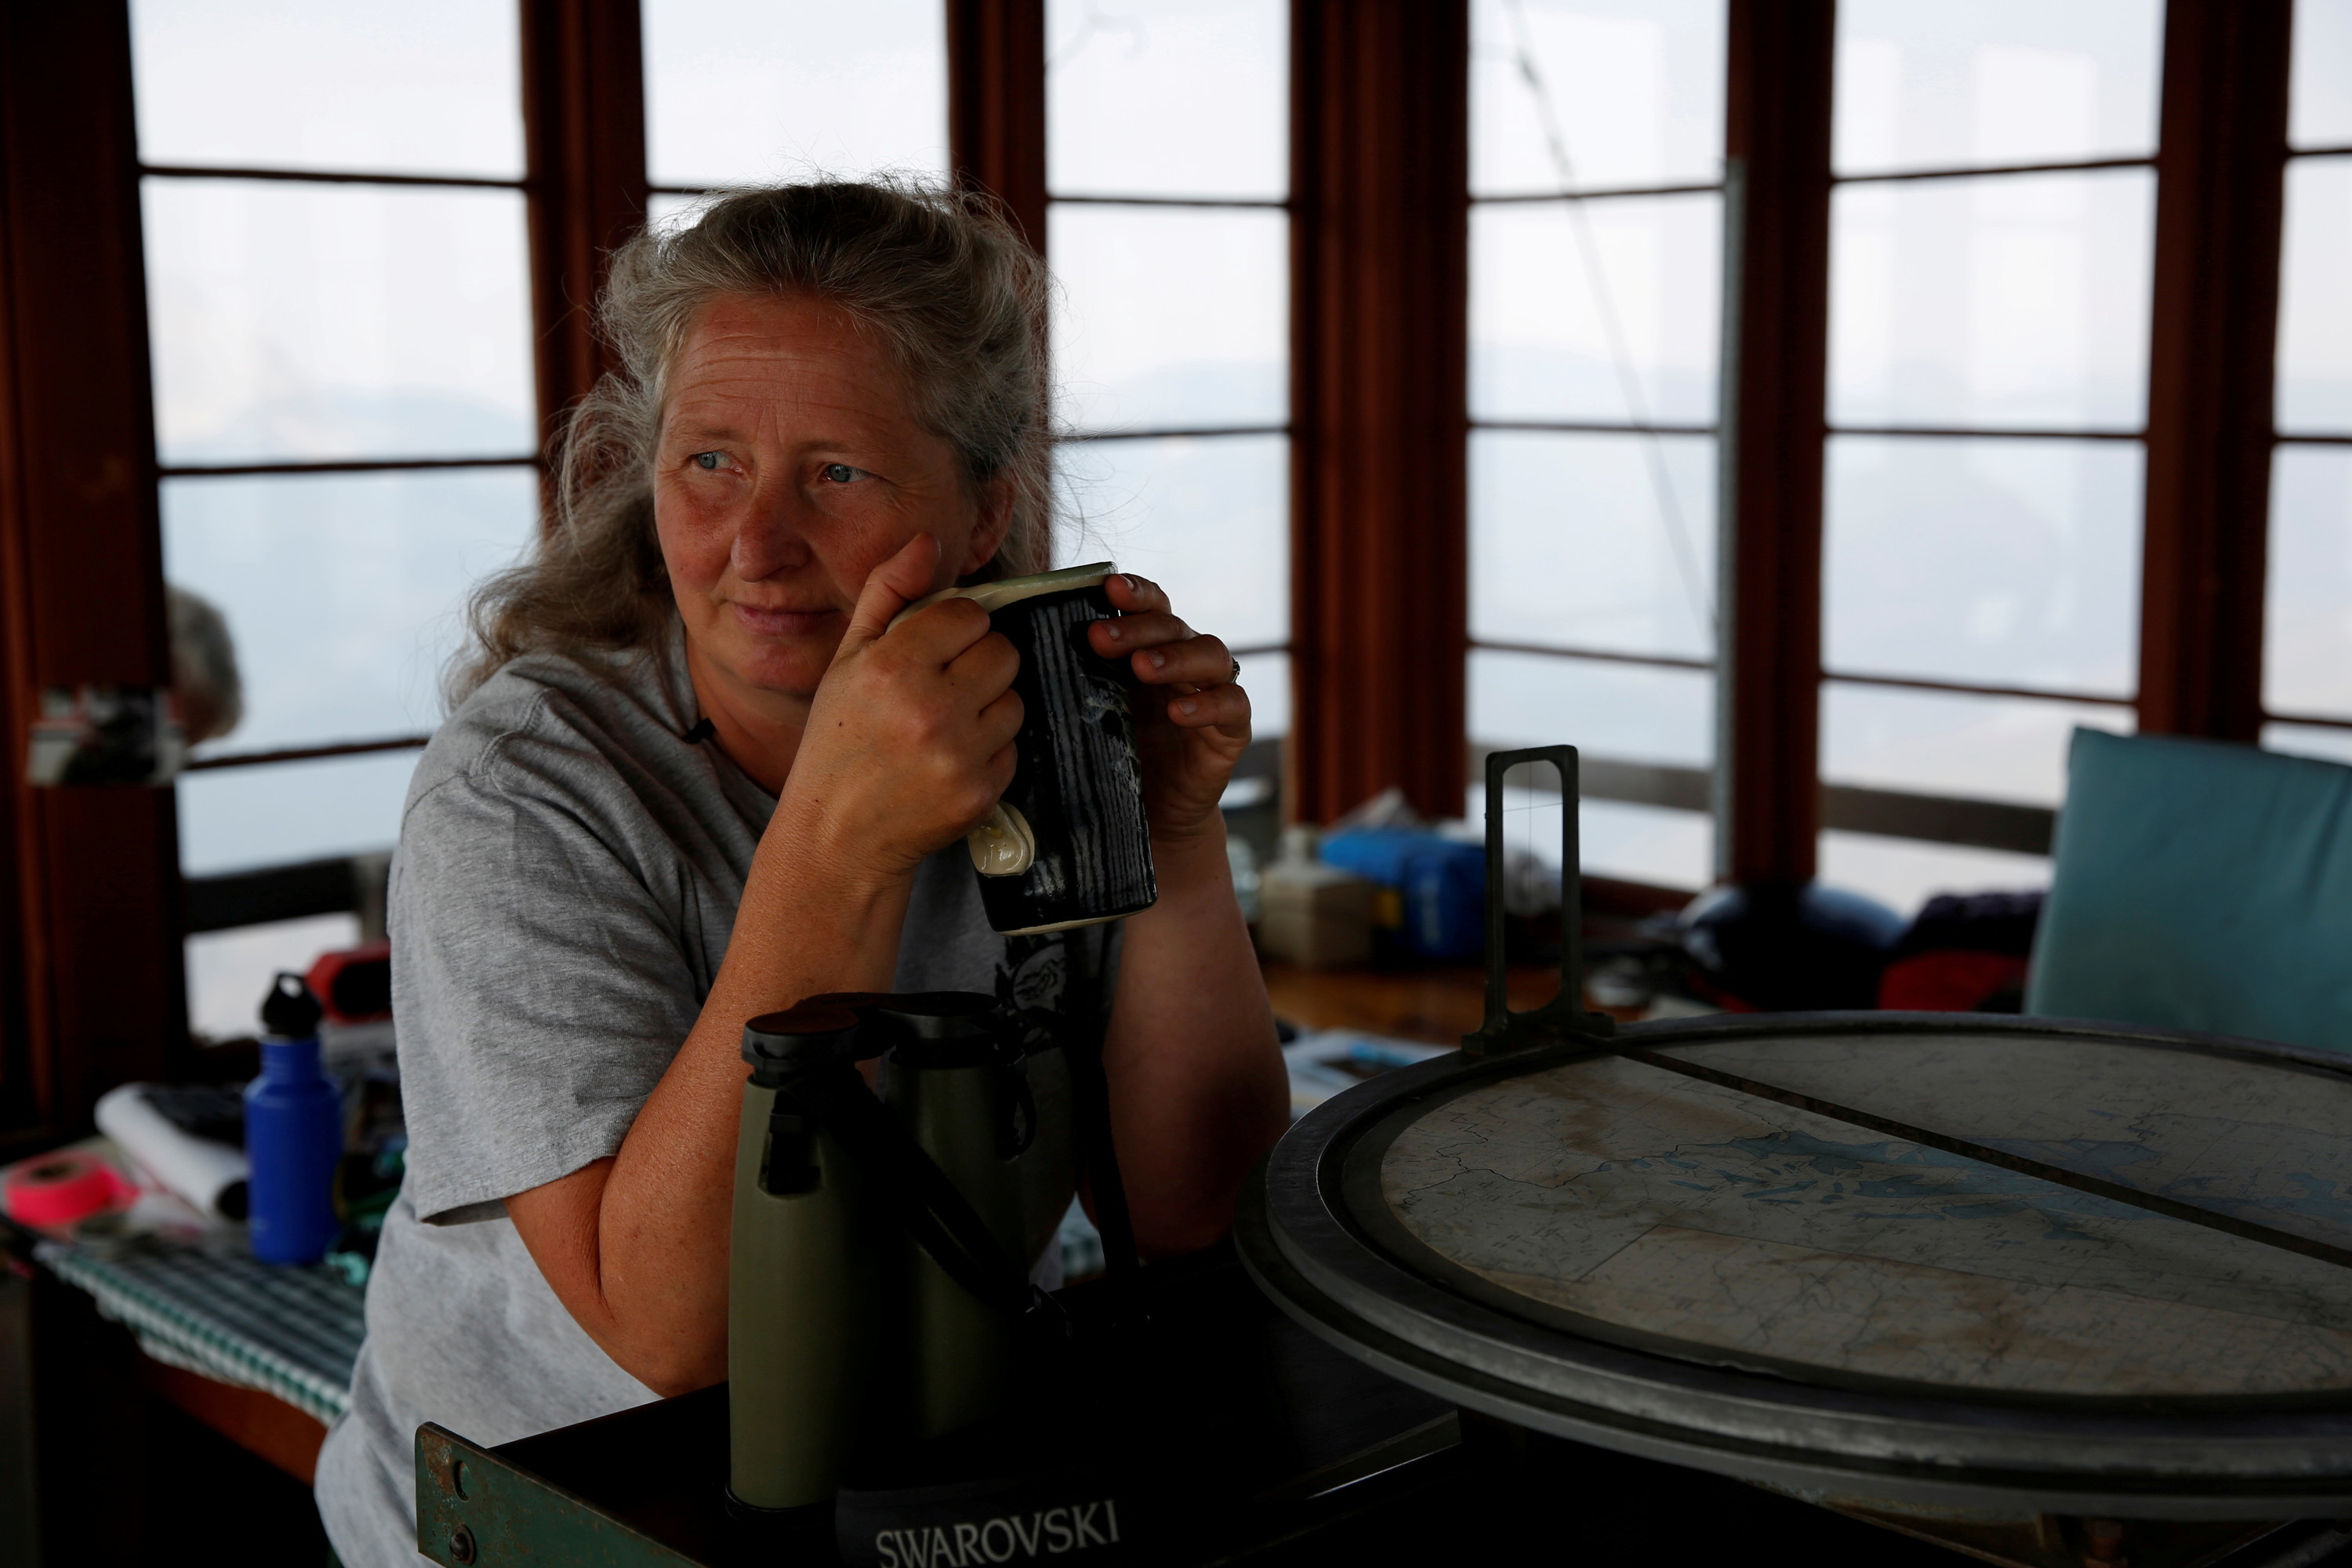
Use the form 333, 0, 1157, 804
1100, 821, 1288, 1255
508, 812, 913, 1396
516, 816, 1283, 1387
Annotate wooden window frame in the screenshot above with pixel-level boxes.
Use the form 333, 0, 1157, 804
1288, 0, 1470, 825
947, 1, 2323, 847
1712, 0, 1834, 884
0, 1, 180, 1148
1717, 1, 2303, 887
1032, 7, 1298, 671
160, 0, 652, 779
2139, 0, 2292, 745
1461, 13, 1733, 877
954, 2, 1475, 826
2262, 100, 2352, 747
0, 0, 652, 1138
0, 1, 2328, 1142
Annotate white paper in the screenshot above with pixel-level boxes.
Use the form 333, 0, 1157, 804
93, 1083, 250, 1220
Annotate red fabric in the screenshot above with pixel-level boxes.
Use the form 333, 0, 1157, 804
307, 941, 392, 1024
4, 1149, 133, 1226
1682, 971, 1760, 1013
1877, 949, 2030, 1012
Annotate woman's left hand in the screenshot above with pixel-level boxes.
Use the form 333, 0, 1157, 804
1088, 573, 1249, 848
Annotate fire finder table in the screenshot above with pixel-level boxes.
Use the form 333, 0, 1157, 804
412, 1248, 2352, 1568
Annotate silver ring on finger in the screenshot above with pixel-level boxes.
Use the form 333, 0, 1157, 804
1229, 657, 1242, 682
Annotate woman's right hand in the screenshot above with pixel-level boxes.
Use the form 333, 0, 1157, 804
771, 534, 1023, 886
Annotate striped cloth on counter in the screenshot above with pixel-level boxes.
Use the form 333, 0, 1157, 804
37, 1235, 362, 1424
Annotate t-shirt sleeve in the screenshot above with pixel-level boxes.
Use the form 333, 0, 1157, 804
391, 755, 706, 1224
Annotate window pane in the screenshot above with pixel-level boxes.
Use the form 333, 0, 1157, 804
1241, 649, 1290, 739
1051, 205, 1287, 431
1578, 800, 1710, 891
1471, 194, 1721, 425
1471, 652, 1713, 888
1832, 0, 2161, 177
1821, 682, 2132, 807
2264, 444, 2352, 720
647, 191, 710, 237
1047, 0, 1285, 200
2278, 157, 2352, 436
1824, 436, 2140, 695
162, 468, 539, 757
1056, 434, 1287, 649
1457, 770, 1711, 892
1819, 833, 2049, 919
131, 0, 523, 178
644, 0, 947, 187
1471, 430, 1715, 660
1471, 648, 1711, 764
187, 913, 362, 1044
2292, 0, 2352, 152
178, 750, 421, 875
1829, 170, 2154, 431
2265, 723, 2352, 768
1470, 0, 1726, 197
145, 180, 534, 465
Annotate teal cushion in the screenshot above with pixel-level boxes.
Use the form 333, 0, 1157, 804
2027, 728, 2352, 1052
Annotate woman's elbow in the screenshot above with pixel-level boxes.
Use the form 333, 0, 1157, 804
1136, 1209, 1236, 1261
1127, 1159, 1259, 1258
610, 1337, 728, 1399
637, 1366, 726, 1401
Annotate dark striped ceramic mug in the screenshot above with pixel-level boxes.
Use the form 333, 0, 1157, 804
894, 563, 1157, 935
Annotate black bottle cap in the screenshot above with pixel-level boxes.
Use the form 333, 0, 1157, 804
260, 972, 323, 1039
741, 1001, 869, 1087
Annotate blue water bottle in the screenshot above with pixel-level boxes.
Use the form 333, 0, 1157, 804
247, 973, 344, 1265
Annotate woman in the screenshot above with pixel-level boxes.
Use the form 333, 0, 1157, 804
314, 180, 1289, 1566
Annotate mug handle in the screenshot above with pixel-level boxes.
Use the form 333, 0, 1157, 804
967, 801, 1036, 877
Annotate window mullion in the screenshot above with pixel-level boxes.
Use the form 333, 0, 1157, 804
1716, 0, 1835, 886
521, 0, 652, 487
2137, 0, 2294, 742
948, 0, 1048, 251
1289, 0, 1471, 826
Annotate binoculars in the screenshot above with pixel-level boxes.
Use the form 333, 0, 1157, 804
727, 991, 1053, 1516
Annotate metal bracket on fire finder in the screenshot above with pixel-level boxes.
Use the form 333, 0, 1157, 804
1461, 744, 1616, 1061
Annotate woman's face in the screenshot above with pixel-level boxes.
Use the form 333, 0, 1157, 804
652, 292, 1007, 703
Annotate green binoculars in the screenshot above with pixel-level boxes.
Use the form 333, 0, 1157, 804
726, 991, 1054, 1517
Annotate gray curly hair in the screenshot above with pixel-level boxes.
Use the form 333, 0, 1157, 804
449, 177, 1055, 703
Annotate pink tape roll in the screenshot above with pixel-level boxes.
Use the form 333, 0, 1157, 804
4, 1150, 132, 1227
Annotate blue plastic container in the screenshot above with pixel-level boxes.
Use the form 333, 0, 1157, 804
246, 973, 344, 1265
1401, 843, 1485, 960
1319, 829, 1486, 960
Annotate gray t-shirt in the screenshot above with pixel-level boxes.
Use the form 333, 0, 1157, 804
314, 636, 1099, 1568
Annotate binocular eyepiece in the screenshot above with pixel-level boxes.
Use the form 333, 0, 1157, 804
739, 1000, 866, 1086
742, 993, 1018, 1087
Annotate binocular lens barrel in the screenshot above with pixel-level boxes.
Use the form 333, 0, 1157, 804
727, 993, 1032, 1512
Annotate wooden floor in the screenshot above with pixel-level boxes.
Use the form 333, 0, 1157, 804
1261, 962, 1570, 1045
1261, 888, 1693, 1046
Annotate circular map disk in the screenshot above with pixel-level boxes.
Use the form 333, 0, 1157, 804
1377, 1030, 2352, 1401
